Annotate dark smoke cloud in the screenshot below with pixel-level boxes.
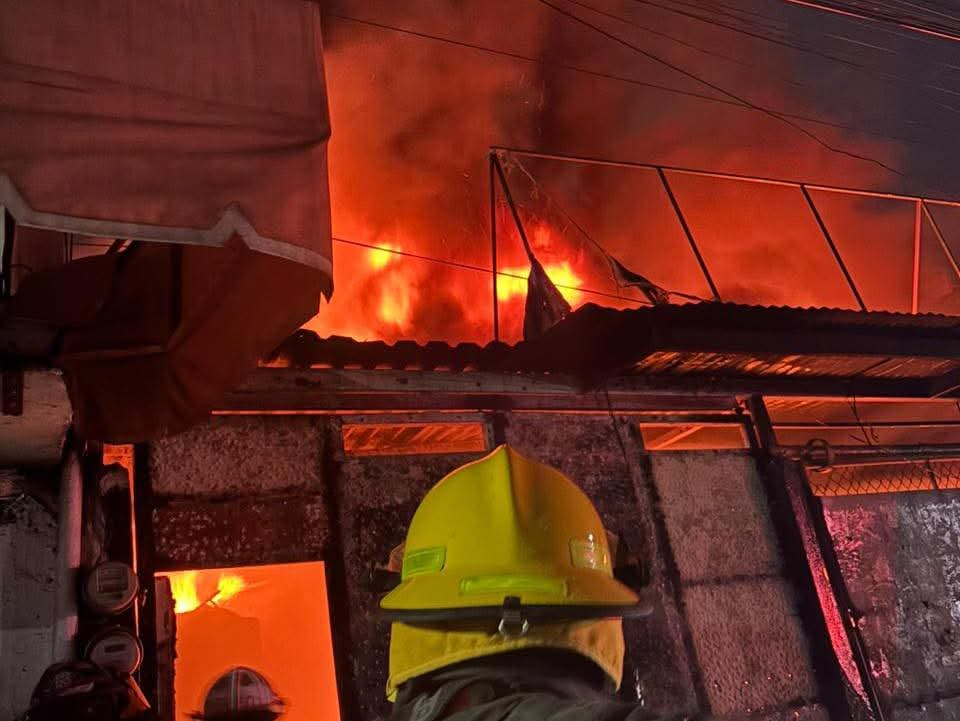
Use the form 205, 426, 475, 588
307, 0, 957, 344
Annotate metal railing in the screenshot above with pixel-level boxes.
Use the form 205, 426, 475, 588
490, 146, 960, 340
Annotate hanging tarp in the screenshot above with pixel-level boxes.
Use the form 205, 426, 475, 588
0, 0, 332, 441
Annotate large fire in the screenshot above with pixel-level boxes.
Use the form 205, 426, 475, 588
304, 219, 596, 345
165, 570, 248, 615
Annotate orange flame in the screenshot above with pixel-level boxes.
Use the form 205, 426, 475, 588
302, 217, 594, 344
497, 261, 583, 304
376, 269, 414, 326
214, 574, 246, 604
168, 570, 200, 614
165, 570, 249, 615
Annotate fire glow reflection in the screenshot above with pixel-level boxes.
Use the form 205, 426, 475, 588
158, 563, 340, 721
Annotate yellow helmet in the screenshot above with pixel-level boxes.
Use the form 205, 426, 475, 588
380, 445, 652, 700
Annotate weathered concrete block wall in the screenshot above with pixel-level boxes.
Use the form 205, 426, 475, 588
333, 435, 489, 719
150, 413, 830, 721
150, 416, 329, 568
651, 453, 823, 720
823, 492, 960, 720
0, 496, 57, 720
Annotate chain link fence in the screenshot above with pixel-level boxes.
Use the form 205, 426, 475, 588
807, 458, 960, 496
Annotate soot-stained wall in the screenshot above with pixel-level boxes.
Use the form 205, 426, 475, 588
0, 495, 57, 721
149, 412, 829, 721
823, 492, 960, 720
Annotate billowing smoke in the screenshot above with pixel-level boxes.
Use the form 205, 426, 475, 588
306, 0, 938, 345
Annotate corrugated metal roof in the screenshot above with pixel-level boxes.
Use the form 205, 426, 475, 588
268, 303, 960, 393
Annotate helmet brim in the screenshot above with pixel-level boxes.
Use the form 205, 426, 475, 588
380, 566, 653, 621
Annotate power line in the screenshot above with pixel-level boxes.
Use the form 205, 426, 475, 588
562, 0, 798, 82
661, 0, 787, 34
537, 0, 902, 175
780, 0, 960, 44
629, 0, 960, 112
326, 12, 921, 146
331, 236, 653, 305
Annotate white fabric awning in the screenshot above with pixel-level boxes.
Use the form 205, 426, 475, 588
0, 0, 331, 280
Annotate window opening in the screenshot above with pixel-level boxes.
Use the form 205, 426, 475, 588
156, 562, 340, 721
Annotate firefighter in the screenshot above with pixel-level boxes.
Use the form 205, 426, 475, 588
191, 667, 285, 721
380, 445, 660, 720
18, 660, 151, 721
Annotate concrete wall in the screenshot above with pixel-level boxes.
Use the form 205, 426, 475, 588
823, 492, 960, 719
0, 495, 57, 721
150, 412, 831, 721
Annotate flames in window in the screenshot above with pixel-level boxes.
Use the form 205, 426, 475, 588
157, 563, 340, 721
166, 570, 248, 614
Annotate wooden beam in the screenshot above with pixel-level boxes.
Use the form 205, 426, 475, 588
222, 368, 740, 413
220, 367, 938, 414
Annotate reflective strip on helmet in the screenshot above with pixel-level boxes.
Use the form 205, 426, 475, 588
459, 574, 567, 597
402, 546, 446, 578
570, 538, 611, 572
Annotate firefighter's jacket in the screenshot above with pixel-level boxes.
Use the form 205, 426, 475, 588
388, 653, 665, 721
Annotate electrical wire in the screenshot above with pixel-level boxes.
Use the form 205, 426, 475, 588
780, 0, 960, 43
660, 0, 788, 34
630, 0, 960, 114
561, 0, 794, 80
331, 235, 655, 306
326, 12, 921, 146
536, 0, 902, 175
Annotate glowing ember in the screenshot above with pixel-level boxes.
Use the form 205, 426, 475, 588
497, 261, 583, 304
165, 570, 249, 614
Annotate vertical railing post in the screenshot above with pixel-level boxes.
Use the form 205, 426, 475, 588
655, 168, 721, 302
920, 201, 960, 288
912, 200, 921, 314
799, 185, 867, 312
489, 153, 500, 342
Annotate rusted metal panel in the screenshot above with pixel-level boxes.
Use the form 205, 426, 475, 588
824, 493, 960, 711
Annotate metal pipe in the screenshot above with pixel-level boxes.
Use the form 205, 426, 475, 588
773, 420, 960, 429
784, 442, 960, 466
920, 201, 960, 286
489, 153, 500, 342
799, 185, 867, 311
492, 154, 534, 259
656, 168, 721, 301
912, 200, 921, 314
53, 447, 82, 661
490, 145, 960, 209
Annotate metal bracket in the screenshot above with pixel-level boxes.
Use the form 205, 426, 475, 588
497, 596, 529, 638
2, 368, 23, 416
